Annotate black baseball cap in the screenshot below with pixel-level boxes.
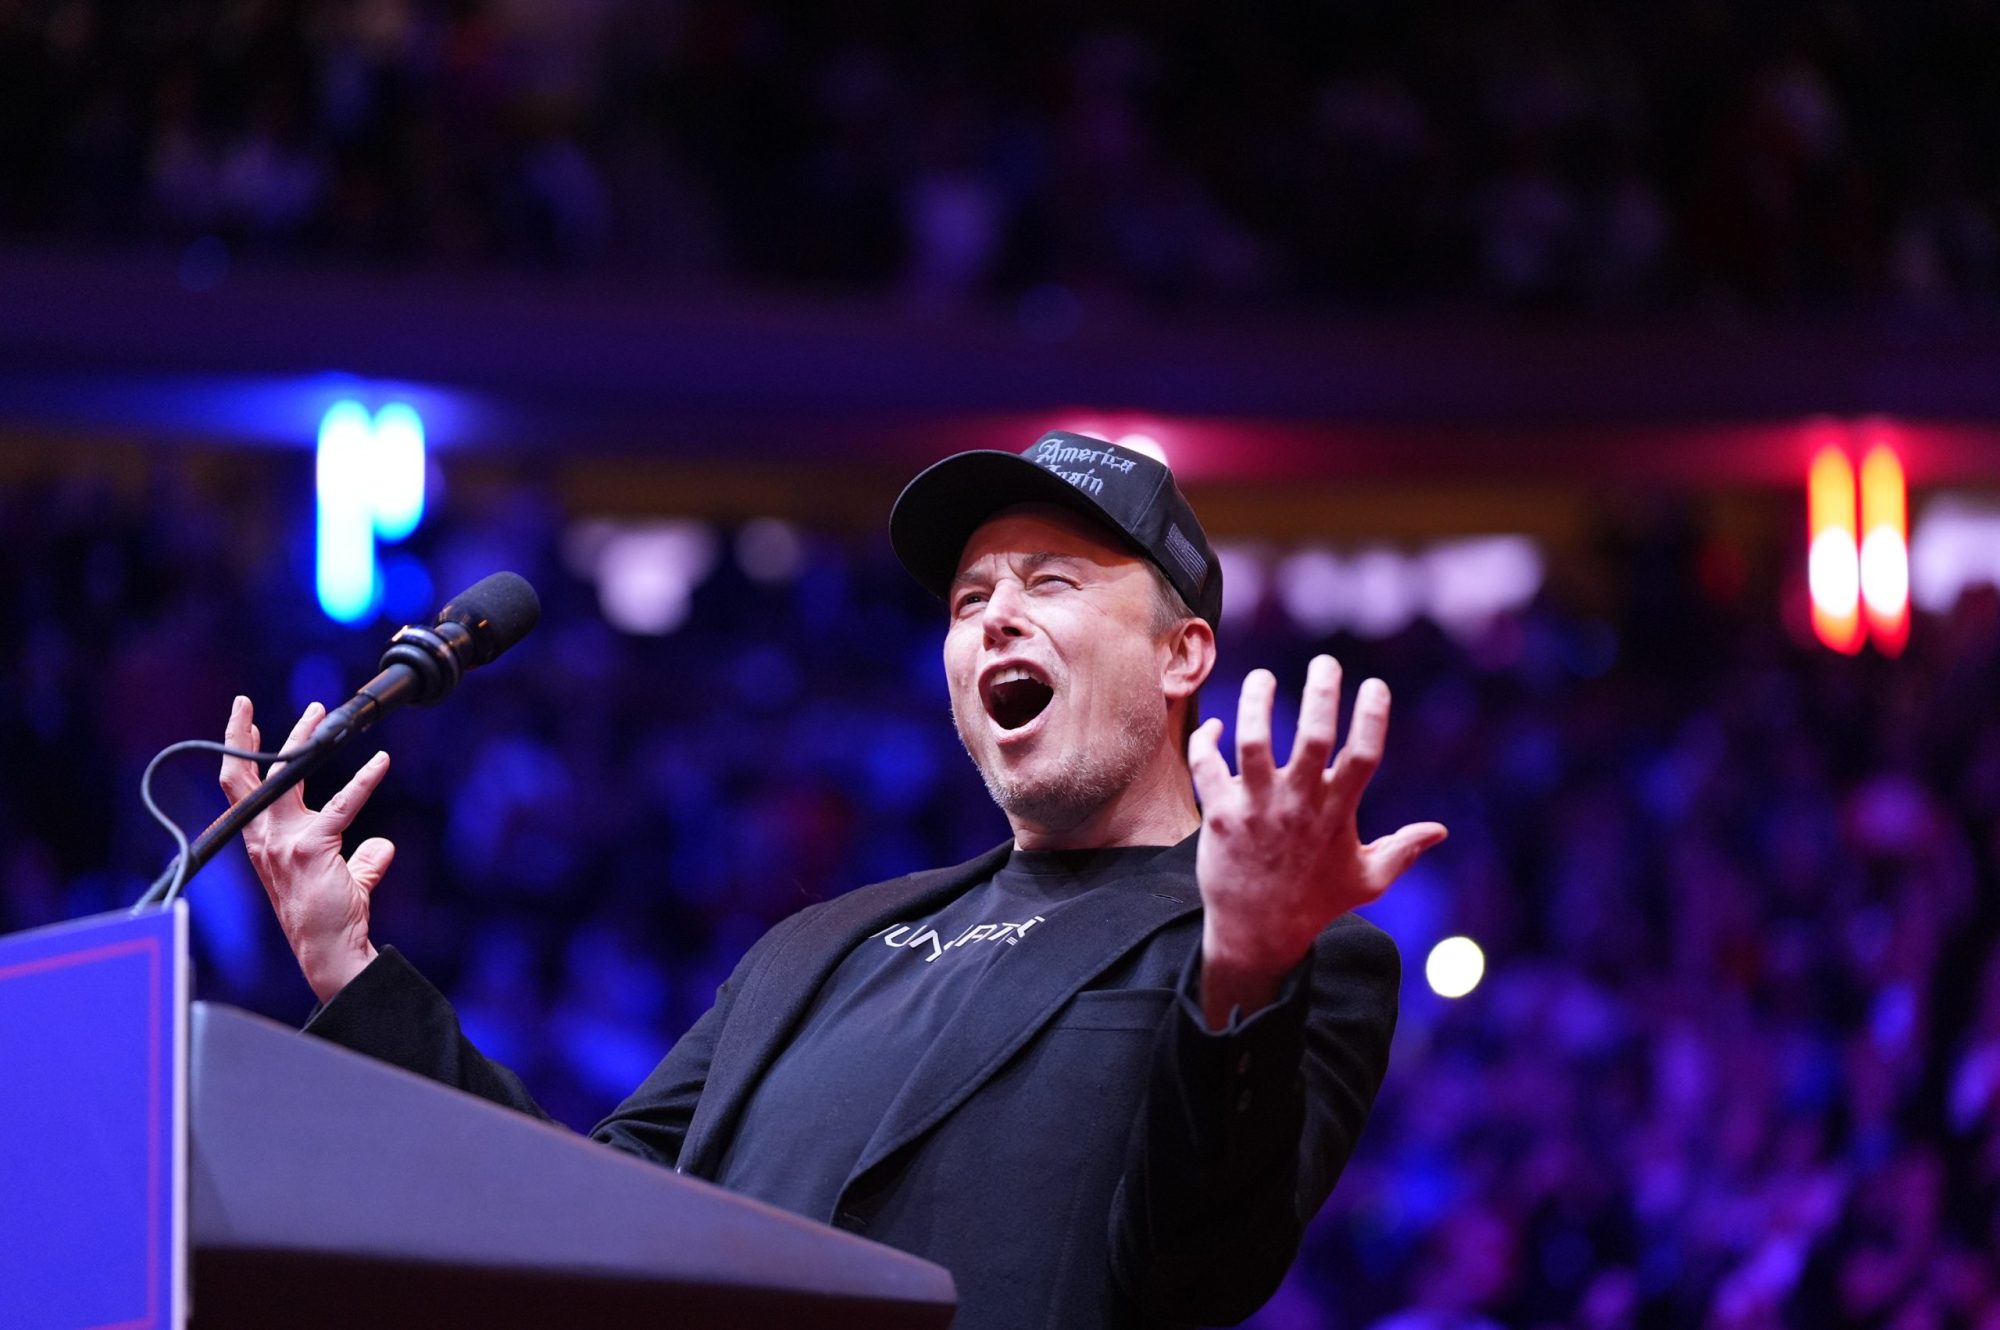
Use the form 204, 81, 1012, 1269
890, 430, 1223, 628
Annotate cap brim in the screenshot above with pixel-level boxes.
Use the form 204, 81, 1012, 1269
889, 451, 1146, 599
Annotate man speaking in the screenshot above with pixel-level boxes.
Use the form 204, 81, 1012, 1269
219, 431, 1447, 1328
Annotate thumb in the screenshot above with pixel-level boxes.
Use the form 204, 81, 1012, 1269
1188, 717, 1230, 808
1363, 821, 1448, 893
349, 837, 397, 894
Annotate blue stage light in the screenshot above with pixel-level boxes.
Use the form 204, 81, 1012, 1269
315, 399, 428, 624
371, 402, 427, 542
317, 401, 377, 623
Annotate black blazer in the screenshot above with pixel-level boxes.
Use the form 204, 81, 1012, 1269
304, 836, 1400, 1329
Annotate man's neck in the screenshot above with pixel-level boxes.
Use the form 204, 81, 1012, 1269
1007, 750, 1202, 852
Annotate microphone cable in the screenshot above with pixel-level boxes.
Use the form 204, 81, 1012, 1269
135, 734, 320, 913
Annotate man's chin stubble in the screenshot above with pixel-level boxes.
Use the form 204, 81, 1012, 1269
953, 703, 1162, 830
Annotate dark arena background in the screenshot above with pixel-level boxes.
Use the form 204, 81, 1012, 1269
4, 2, 2000, 1326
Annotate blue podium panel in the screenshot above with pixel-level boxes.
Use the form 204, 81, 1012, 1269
0, 905, 188, 1330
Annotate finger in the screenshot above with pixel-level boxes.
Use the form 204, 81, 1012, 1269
1234, 669, 1277, 792
1328, 677, 1391, 805
262, 702, 326, 818
1362, 821, 1449, 894
1188, 718, 1231, 807
348, 837, 397, 895
1287, 655, 1342, 781
268, 702, 325, 776
219, 695, 260, 802
319, 751, 390, 836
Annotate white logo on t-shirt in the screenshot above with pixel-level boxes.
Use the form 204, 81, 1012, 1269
872, 917, 1046, 964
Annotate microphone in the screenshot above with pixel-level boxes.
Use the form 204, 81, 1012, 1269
312, 572, 542, 748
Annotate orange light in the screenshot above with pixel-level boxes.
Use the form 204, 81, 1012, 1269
1807, 445, 1863, 654
1858, 437, 1909, 656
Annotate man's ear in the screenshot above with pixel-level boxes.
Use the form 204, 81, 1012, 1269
1162, 617, 1216, 703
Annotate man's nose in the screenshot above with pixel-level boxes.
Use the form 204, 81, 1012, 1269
981, 579, 1032, 644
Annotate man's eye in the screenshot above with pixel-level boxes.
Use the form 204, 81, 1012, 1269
1030, 575, 1075, 591
953, 593, 986, 615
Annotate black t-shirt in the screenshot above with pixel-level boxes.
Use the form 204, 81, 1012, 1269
713, 841, 1185, 1222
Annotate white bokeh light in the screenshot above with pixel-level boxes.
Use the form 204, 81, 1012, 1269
565, 519, 720, 635
1858, 527, 1908, 617
1425, 935, 1486, 999
1425, 536, 1544, 638
1115, 433, 1168, 465
1274, 547, 1350, 636
1348, 547, 1425, 639
1807, 528, 1860, 616
1910, 497, 2000, 613
1212, 543, 1267, 625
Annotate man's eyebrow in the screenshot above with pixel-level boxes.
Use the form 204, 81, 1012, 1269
950, 551, 1089, 588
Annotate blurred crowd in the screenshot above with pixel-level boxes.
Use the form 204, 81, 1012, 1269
2, 0, 1998, 311
3, 463, 1998, 1327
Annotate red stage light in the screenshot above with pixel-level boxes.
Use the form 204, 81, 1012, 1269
1857, 436, 1909, 657
1807, 444, 1863, 654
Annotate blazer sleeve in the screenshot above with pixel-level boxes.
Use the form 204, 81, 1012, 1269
1107, 912, 1400, 1324
301, 943, 736, 1170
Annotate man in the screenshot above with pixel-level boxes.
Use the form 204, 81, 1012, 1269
219, 431, 1447, 1328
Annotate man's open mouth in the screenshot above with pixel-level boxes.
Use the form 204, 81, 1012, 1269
982, 665, 1055, 731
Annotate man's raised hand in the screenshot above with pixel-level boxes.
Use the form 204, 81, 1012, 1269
218, 696, 393, 1003
1188, 655, 1446, 1027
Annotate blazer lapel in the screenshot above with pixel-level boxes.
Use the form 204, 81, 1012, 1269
843, 850, 1202, 1190
680, 841, 1014, 1176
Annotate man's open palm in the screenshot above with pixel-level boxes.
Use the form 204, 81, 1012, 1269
219, 696, 392, 1002
1190, 655, 1447, 978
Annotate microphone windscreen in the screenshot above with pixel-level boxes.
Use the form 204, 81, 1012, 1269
437, 572, 542, 667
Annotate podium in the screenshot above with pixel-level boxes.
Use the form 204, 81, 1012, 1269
2, 909, 957, 1330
